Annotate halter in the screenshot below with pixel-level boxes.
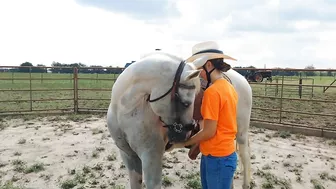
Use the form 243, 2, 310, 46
146, 60, 196, 135
202, 65, 215, 89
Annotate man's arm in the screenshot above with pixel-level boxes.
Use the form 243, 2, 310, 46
175, 90, 220, 147
184, 119, 217, 147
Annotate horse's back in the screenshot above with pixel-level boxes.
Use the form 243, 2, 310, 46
224, 69, 252, 106
223, 69, 252, 133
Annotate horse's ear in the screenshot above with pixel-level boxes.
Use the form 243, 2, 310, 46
185, 70, 201, 81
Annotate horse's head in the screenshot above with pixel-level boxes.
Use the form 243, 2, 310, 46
147, 56, 208, 143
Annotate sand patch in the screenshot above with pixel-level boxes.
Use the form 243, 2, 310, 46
0, 115, 335, 189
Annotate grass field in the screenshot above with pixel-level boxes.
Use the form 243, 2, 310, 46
251, 75, 336, 129
0, 72, 335, 130
0, 72, 117, 113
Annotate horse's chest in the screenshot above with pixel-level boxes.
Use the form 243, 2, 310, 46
118, 105, 162, 142
130, 108, 138, 117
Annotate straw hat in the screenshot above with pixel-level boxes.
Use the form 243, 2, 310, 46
185, 41, 237, 69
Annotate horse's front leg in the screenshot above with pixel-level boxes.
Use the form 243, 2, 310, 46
140, 137, 165, 189
119, 149, 143, 189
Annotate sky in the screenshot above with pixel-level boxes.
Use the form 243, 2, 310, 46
0, 0, 335, 69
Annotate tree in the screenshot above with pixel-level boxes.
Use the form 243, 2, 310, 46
304, 65, 315, 76
32, 64, 47, 73
50, 61, 62, 73
19, 62, 33, 72
327, 68, 333, 77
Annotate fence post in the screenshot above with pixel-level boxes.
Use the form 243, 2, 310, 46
29, 67, 33, 111
298, 78, 302, 99
275, 78, 278, 96
264, 78, 267, 96
279, 75, 284, 123
311, 79, 314, 98
73, 67, 78, 113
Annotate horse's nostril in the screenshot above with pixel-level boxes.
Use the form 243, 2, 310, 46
183, 102, 190, 107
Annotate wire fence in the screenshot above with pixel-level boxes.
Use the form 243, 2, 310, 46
0, 66, 335, 132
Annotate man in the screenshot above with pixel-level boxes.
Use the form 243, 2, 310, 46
177, 41, 238, 189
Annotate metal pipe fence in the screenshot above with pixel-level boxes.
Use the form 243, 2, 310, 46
0, 66, 335, 132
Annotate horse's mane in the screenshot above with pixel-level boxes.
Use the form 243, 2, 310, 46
137, 50, 201, 94
139, 51, 198, 71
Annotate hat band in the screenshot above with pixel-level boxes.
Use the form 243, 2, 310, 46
192, 49, 224, 56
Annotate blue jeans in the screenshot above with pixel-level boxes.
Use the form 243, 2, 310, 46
200, 152, 237, 189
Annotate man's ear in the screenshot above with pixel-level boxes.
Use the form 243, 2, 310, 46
204, 61, 211, 69
185, 70, 201, 81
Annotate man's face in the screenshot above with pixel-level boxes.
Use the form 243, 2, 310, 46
199, 61, 211, 81
199, 69, 207, 81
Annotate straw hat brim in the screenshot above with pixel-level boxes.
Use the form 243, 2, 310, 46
185, 52, 237, 69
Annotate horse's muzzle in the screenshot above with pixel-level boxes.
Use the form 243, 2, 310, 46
184, 121, 200, 149
166, 119, 198, 143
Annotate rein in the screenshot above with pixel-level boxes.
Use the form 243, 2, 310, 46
146, 60, 186, 102
146, 60, 196, 134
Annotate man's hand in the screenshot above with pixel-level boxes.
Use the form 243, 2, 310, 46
188, 143, 201, 160
172, 141, 186, 149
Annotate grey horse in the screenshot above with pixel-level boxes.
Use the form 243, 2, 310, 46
107, 51, 205, 189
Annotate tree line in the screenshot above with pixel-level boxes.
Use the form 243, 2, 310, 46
1, 62, 124, 74
0, 62, 334, 77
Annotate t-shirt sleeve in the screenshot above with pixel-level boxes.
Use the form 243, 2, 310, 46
201, 90, 220, 121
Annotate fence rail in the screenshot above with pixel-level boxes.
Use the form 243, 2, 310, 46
1, 66, 336, 133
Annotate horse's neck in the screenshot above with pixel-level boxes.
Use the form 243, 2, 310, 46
113, 60, 177, 115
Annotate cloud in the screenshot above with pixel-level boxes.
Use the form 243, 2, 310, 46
0, 0, 335, 69
75, 0, 180, 23
278, 0, 336, 21
163, 0, 336, 68
0, 0, 176, 67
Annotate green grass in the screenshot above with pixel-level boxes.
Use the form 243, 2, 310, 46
0, 72, 117, 113
0, 72, 335, 129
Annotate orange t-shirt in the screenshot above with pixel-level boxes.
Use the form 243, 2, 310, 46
199, 78, 238, 157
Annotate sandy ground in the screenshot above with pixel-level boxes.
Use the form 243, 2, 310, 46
0, 115, 335, 189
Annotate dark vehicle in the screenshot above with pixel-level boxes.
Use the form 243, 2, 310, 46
124, 61, 135, 68
120, 61, 136, 72
124, 61, 136, 69
235, 69, 272, 82
245, 70, 272, 82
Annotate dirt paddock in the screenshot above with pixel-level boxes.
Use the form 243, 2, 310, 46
0, 114, 335, 189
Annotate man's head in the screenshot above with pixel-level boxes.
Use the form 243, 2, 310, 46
200, 58, 231, 81
185, 41, 237, 89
